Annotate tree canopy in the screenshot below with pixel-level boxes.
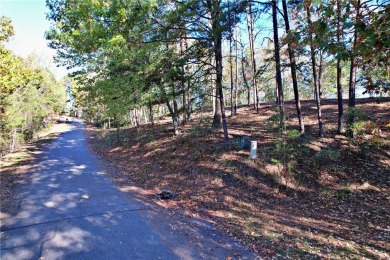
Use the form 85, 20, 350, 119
44, 0, 388, 139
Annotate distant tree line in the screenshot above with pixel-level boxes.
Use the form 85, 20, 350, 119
0, 16, 67, 155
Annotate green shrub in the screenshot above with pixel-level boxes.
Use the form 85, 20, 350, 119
23, 129, 33, 141
335, 186, 351, 200
267, 114, 281, 130
346, 107, 369, 138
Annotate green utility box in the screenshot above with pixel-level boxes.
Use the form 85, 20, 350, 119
232, 134, 250, 150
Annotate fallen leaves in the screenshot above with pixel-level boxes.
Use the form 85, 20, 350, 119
86, 98, 390, 259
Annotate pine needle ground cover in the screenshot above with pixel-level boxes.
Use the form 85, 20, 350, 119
87, 98, 389, 259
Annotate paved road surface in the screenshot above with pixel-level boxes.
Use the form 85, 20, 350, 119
1, 121, 258, 259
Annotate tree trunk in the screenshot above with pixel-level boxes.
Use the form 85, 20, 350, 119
182, 90, 187, 124
211, 44, 221, 128
212, 84, 216, 115
234, 20, 239, 114
149, 102, 154, 127
347, 0, 360, 137
229, 24, 234, 116
212, 83, 222, 127
282, 0, 304, 134
246, 1, 259, 112
11, 128, 16, 151
307, 6, 324, 137
116, 124, 120, 144
318, 50, 324, 100
173, 100, 179, 135
180, 38, 187, 124
272, 0, 285, 132
134, 109, 140, 127
336, 0, 345, 134
185, 37, 192, 121
142, 106, 148, 123
186, 78, 191, 121
241, 57, 250, 105
166, 100, 179, 135
209, 0, 229, 147
216, 45, 229, 147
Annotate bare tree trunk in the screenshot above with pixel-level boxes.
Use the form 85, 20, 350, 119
116, 124, 120, 144
185, 35, 191, 121
282, 0, 304, 134
216, 44, 229, 147
234, 22, 239, 114
212, 84, 216, 115
157, 105, 162, 120
11, 128, 16, 151
182, 91, 186, 124
318, 50, 323, 100
228, 0, 234, 116
166, 100, 179, 135
162, 105, 166, 118
241, 57, 250, 105
272, 0, 285, 131
307, 6, 324, 137
246, 1, 259, 112
212, 87, 222, 128
211, 53, 222, 128
180, 38, 187, 124
229, 26, 234, 116
336, 0, 345, 134
187, 79, 191, 121
142, 106, 148, 123
347, 0, 360, 137
134, 109, 140, 127
208, 0, 229, 147
149, 102, 154, 127
173, 100, 179, 135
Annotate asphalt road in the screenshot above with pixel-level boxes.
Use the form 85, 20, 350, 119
1, 120, 258, 259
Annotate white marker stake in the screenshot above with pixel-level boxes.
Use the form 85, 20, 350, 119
250, 141, 257, 159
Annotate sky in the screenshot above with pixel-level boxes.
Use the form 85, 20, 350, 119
0, 0, 69, 79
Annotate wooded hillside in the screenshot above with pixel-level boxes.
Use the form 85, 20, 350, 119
87, 98, 389, 259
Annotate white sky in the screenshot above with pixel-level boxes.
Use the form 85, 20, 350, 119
0, 0, 69, 79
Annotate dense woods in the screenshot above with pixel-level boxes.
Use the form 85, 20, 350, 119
0, 16, 67, 155
45, 0, 388, 138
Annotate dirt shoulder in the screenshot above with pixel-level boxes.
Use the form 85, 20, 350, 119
86, 99, 389, 259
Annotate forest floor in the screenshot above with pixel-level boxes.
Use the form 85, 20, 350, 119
87, 98, 390, 259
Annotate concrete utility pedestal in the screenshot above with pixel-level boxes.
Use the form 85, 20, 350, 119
250, 140, 257, 159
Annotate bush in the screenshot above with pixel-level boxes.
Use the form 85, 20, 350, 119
23, 129, 33, 141
346, 107, 369, 138
267, 113, 282, 130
